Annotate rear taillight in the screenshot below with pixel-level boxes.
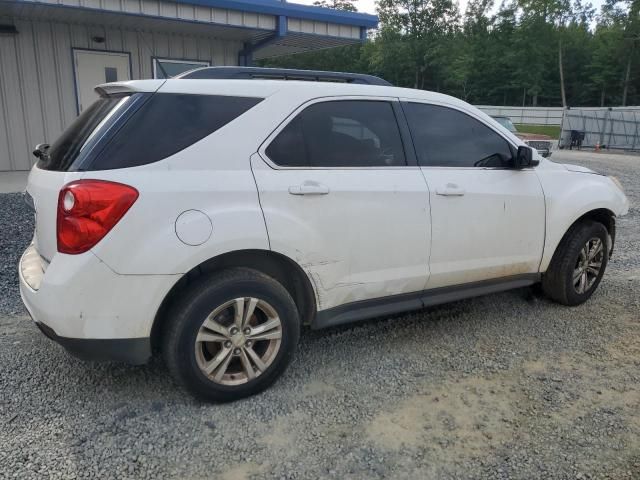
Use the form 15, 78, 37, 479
57, 180, 138, 254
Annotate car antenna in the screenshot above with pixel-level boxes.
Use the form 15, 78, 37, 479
136, 29, 170, 79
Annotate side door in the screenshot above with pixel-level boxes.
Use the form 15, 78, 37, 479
401, 100, 546, 289
251, 97, 431, 312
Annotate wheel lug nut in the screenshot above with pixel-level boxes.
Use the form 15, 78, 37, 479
243, 327, 251, 334
230, 327, 238, 335
233, 348, 241, 355
245, 341, 252, 348
224, 341, 232, 348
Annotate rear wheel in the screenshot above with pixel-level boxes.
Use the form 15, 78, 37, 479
542, 220, 609, 306
162, 268, 300, 402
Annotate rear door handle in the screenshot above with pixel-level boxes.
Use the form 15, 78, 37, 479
288, 182, 330, 196
436, 183, 466, 196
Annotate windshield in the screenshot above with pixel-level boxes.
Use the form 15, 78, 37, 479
493, 116, 517, 133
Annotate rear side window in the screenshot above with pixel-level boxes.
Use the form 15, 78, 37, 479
38, 95, 133, 171
90, 94, 262, 170
403, 103, 513, 168
266, 100, 406, 167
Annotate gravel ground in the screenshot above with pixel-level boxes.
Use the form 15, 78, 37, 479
0, 192, 32, 315
1, 150, 638, 479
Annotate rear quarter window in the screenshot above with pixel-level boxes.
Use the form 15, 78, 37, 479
88, 93, 262, 170
38, 95, 133, 171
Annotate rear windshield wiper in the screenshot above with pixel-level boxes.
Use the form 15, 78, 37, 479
32, 143, 50, 160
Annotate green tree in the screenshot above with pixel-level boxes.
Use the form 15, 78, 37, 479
258, 0, 640, 107
312, 0, 358, 12
593, 0, 640, 104
589, 21, 626, 105
377, 0, 460, 88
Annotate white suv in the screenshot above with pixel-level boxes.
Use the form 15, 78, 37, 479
19, 68, 629, 402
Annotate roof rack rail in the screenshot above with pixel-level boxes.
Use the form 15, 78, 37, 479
176, 67, 392, 86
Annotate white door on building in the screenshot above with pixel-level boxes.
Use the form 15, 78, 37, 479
73, 50, 130, 112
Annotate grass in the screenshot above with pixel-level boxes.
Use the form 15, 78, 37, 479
514, 124, 561, 138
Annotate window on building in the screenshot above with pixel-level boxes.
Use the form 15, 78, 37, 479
153, 59, 210, 79
403, 103, 513, 168
104, 67, 118, 83
266, 100, 406, 168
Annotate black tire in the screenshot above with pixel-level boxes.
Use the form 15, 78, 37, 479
542, 220, 609, 306
162, 267, 300, 402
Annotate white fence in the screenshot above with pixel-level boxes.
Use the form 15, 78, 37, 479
476, 105, 640, 150
559, 107, 640, 150
475, 106, 565, 126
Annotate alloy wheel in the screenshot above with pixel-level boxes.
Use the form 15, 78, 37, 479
194, 297, 282, 386
573, 237, 604, 294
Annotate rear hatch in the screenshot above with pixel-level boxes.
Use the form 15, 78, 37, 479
26, 87, 153, 262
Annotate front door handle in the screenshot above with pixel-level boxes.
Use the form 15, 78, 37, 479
288, 182, 330, 196
436, 183, 466, 196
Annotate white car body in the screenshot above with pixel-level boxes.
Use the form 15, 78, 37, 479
19, 76, 629, 364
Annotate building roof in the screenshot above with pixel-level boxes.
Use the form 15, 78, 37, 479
2, 0, 378, 59
173, 0, 378, 28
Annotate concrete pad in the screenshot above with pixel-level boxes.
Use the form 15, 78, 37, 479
0, 171, 29, 194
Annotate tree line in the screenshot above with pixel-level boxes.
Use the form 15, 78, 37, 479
260, 0, 640, 107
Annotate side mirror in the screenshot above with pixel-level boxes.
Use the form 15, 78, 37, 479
514, 145, 538, 169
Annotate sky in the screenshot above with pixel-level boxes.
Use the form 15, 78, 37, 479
294, 0, 607, 18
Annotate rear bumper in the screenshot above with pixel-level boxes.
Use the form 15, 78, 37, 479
34, 321, 151, 364
19, 244, 180, 364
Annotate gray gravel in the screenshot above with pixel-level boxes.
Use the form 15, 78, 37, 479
0, 192, 33, 315
1, 150, 639, 479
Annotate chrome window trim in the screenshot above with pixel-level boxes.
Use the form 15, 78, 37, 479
257, 95, 415, 171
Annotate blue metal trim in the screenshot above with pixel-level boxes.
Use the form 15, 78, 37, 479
240, 13, 287, 64
278, 15, 287, 37
238, 42, 254, 66
11, 0, 378, 27
171, 0, 378, 27
245, 50, 254, 66
5, 1, 277, 35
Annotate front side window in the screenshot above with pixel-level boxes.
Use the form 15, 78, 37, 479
266, 100, 406, 168
404, 103, 513, 168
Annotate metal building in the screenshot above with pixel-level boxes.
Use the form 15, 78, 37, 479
0, 0, 377, 171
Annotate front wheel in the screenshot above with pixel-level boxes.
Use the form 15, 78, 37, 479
542, 220, 609, 306
162, 268, 300, 402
